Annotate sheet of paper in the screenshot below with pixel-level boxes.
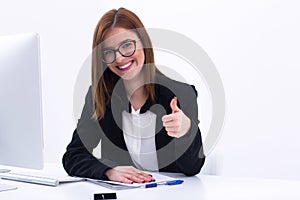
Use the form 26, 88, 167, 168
87, 172, 177, 190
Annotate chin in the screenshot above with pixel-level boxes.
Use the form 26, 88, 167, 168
120, 74, 137, 80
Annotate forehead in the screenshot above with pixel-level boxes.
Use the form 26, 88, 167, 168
102, 27, 139, 48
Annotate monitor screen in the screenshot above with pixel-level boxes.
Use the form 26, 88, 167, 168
0, 33, 44, 171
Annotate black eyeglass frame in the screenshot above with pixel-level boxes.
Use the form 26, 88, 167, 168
101, 40, 138, 64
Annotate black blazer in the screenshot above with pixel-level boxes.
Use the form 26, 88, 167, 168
62, 75, 205, 179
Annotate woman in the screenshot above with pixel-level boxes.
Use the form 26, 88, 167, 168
62, 7, 205, 184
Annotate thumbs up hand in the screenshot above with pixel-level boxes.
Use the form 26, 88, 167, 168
162, 97, 191, 138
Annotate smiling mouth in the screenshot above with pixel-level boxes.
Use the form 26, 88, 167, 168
117, 61, 133, 71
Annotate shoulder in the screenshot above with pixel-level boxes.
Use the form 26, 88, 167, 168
155, 74, 198, 98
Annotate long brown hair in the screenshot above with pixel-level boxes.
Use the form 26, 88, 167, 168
92, 7, 157, 119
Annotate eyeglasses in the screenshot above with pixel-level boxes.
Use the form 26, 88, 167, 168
102, 40, 138, 64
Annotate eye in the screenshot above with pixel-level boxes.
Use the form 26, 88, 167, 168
120, 41, 134, 50
103, 49, 114, 56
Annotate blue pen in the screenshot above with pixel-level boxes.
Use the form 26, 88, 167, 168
144, 180, 184, 188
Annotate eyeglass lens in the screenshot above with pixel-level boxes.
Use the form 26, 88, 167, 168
102, 40, 136, 64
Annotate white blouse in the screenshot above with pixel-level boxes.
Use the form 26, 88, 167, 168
122, 106, 159, 171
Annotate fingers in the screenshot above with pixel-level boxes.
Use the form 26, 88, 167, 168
164, 126, 180, 132
124, 173, 153, 183
105, 166, 155, 184
162, 112, 181, 135
124, 167, 155, 181
162, 114, 175, 123
162, 115, 180, 127
119, 176, 135, 184
166, 131, 179, 138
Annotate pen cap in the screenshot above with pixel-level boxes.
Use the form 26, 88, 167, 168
166, 180, 184, 185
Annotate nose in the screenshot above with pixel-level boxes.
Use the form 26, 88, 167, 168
115, 51, 124, 62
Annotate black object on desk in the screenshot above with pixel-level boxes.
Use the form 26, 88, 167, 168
94, 192, 117, 199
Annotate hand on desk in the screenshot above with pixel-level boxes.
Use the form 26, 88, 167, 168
105, 166, 155, 184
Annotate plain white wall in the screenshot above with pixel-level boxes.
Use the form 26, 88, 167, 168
1, 0, 300, 180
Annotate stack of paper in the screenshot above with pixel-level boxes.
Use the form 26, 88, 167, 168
87, 172, 183, 190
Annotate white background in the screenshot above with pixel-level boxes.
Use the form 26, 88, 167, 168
1, 0, 300, 180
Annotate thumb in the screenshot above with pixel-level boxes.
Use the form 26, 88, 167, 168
170, 97, 180, 113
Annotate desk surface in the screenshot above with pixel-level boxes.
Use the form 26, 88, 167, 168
1, 165, 300, 200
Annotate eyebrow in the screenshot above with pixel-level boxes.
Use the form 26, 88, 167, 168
103, 38, 136, 50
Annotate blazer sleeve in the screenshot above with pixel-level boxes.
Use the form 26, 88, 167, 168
173, 85, 205, 176
62, 87, 118, 179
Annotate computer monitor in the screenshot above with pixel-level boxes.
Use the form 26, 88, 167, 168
0, 33, 44, 173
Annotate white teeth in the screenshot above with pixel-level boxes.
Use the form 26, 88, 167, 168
118, 62, 131, 69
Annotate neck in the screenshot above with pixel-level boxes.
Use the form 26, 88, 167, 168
123, 71, 146, 98
123, 72, 148, 110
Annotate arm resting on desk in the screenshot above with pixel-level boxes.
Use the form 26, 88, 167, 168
62, 130, 116, 180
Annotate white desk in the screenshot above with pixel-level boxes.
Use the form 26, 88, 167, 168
1, 165, 300, 200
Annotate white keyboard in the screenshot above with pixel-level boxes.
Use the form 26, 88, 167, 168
0, 183, 17, 192
0, 172, 85, 187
